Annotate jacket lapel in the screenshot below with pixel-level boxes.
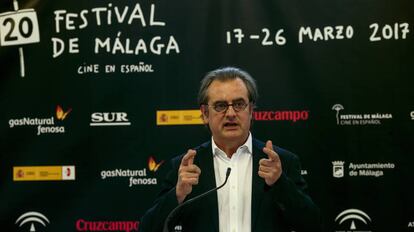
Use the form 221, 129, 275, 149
251, 139, 266, 230
193, 142, 219, 232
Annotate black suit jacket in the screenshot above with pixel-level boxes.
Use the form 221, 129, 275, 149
140, 139, 323, 232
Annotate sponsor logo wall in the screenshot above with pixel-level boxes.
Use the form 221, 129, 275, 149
1, 0, 413, 231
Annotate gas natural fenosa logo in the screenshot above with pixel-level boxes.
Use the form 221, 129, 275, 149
8, 105, 71, 135
148, 156, 164, 172
56, 105, 72, 120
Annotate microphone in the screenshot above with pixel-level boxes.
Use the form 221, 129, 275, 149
162, 167, 232, 232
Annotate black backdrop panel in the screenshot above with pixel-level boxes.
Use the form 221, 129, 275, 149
1, 0, 413, 231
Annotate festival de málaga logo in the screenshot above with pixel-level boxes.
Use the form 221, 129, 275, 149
331, 103, 392, 126
332, 104, 344, 125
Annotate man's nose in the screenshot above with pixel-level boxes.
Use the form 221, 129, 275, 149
225, 105, 237, 117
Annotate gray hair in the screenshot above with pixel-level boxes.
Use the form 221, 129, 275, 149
197, 67, 258, 105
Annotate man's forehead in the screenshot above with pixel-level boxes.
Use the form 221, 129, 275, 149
207, 89, 249, 103
210, 77, 243, 86
207, 79, 248, 96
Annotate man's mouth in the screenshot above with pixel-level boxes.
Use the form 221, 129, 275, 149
224, 122, 238, 128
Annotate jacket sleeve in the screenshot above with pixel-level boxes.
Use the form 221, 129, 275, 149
139, 156, 182, 232
268, 151, 324, 231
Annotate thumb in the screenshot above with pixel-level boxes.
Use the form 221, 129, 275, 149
264, 140, 276, 160
181, 149, 197, 166
266, 140, 273, 150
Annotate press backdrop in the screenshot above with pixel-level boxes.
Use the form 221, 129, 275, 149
1, 0, 413, 231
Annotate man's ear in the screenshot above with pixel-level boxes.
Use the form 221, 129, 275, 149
200, 105, 209, 124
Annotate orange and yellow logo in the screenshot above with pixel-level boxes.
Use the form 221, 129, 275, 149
156, 110, 203, 125
56, 105, 72, 120
13, 166, 75, 181
148, 156, 164, 172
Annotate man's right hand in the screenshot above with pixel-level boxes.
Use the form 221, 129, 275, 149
176, 149, 201, 204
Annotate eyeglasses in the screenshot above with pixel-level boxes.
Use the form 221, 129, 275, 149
203, 101, 250, 113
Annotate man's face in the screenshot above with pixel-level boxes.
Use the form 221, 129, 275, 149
201, 78, 253, 146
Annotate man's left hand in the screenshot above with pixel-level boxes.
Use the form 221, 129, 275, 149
258, 140, 282, 186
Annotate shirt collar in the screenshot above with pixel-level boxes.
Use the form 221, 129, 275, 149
211, 132, 253, 157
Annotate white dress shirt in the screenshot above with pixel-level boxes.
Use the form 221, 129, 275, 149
212, 133, 253, 232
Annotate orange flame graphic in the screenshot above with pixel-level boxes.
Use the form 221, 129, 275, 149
56, 105, 72, 120
148, 156, 165, 172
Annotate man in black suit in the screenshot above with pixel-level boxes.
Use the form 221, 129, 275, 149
140, 67, 323, 232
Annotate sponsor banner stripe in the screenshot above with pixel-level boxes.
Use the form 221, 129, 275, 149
156, 110, 203, 125
13, 165, 75, 181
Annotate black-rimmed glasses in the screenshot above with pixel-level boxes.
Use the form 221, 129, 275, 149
203, 101, 250, 113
